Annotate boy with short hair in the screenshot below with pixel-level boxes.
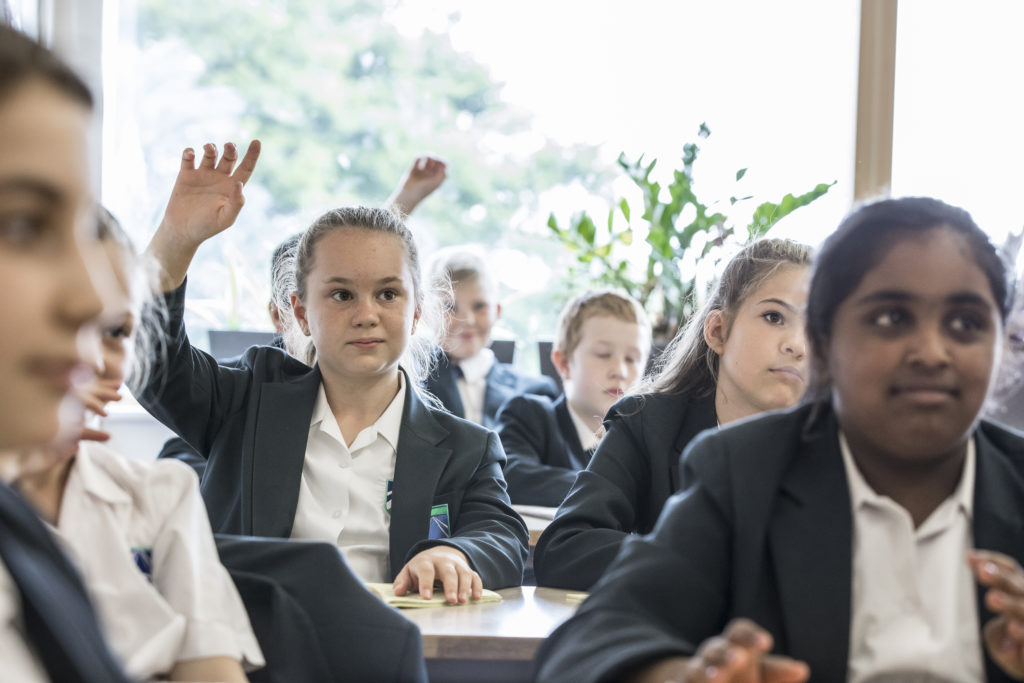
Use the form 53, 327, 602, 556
496, 290, 651, 506
424, 247, 558, 429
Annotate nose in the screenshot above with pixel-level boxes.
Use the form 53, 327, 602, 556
352, 296, 379, 328
782, 329, 807, 360
906, 322, 952, 368
77, 324, 104, 376
609, 357, 629, 380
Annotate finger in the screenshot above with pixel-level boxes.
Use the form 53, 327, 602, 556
199, 143, 218, 169
723, 618, 774, 651
392, 568, 411, 596
180, 147, 196, 171
687, 638, 748, 682
985, 588, 1024, 624
455, 566, 474, 604
971, 552, 1024, 596
232, 139, 261, 186
437, 562, 460, 603
761, 656, 811, 682
80, 427, 111, 442
417, 562, 436, 600
471, 572, 483, 601
215, 141, 238, 174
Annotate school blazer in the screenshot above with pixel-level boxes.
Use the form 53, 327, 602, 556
534, 403, 1024, 683
423, 349, 559, 429
0, 484, 131, 683
533, 391, 717, 590
138, 282, 528, 588
496, 393, 590, 506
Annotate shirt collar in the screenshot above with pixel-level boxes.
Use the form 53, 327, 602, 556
309, 373, 407, 452
838, 430, 975, 519
566, 401, 601, 452
456, 348, 495, 383
72, 442, 133, 505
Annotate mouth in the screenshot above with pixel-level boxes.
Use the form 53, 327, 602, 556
770, 366, 805, 383
348, 338, 384, 349
890, 383, 959, 406
25, 356, 82, 393
604, 388, 625, 398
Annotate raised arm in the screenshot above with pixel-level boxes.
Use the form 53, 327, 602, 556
385, 155, 446, 216
146, 141, 261, 291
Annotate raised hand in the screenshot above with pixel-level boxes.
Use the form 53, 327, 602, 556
629, 620, 810, 683
147, 140, 261, 290
970, 549, 1024, 679
387, 155, 446, 215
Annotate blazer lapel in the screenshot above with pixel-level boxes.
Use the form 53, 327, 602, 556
669, 394, 718, 490
971, 427, 1024, 682
483, 364, 513, 427
768, 413, 852, 681
249, 366, 321, 538
427, 352, 465, 418
554, 395, 588, 467
389, 380, 453, 577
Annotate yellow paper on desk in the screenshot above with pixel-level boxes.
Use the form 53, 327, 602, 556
366, 583, 503, 608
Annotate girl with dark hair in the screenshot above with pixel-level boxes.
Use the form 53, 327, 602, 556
0, 23, 132, 683
137, 143, 527, 605
534, 196, 1024, 683
534, 237, 812, 590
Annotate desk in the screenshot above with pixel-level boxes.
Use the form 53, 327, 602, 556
399, 586, 581, 682
512, 505, 556, 546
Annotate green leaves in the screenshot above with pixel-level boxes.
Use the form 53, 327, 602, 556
548, 124, 834, 337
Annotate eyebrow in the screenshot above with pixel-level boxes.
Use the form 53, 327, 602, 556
855, 289, 992, 307
323, 276, 404, 286
0, 178, 63, 203
757, 297, 801, 312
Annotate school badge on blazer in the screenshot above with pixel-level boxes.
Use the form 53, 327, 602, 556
131, 546, 154, 582
428, 504, 450, 540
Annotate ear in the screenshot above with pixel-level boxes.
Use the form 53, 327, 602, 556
495, 302, 502, 320
411, 305, 421, 335
290, 292, 312, 336
704, 309, 727, 356
552, 348, 571, 381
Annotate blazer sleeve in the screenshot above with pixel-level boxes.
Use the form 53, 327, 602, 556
156, 436, 208, 481
533, 398, 652, 590
411, 430, 529, 589
534, 435, 735, 683
136, 281, 252, 457
496, 396, 579, 507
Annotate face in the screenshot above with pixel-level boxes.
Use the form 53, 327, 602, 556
291, 228, 420, 385
92, 241, 136, 394
825, 227, 1001, 464
0, 80, 102, 451
708, 264, 810, 423
441, 278, 499, 362
556, 315, 648, 422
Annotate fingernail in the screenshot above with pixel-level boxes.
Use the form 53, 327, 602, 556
991, 591, 1007, 608
985, 562, 1000, 577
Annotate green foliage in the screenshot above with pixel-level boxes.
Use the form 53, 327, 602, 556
548, 124, 835, 337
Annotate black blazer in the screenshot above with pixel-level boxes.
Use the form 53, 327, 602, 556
423, 349, 559, 429
534, 403, 1024, 683
496, 394, 590, 506
215, 535, 427, 683
533, 391, 717, 589
0, 484, 131, 683
138, 282, 528, 588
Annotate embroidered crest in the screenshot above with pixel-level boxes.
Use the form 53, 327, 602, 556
428, 503, 450, 540
385, 479, 394, 515
131, 547, 154, 582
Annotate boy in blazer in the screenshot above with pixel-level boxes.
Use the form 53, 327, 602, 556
424, 247, 557, 429
496, 290, 650, 507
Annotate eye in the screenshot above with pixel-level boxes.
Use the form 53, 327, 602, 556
947, 311, 987, 335
761, 310, 784, 325
871, 308, 909, 328
104, 324, 133, 341
0, 213, 45, 248
331, 289, 353, 302
378, 288, 399, 302
471, 302, 489, 313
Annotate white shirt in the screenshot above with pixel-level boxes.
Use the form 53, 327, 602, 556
0, 561, 49, 683
566, 402, 601, 452
291, 374, 406, 582
840, 432, 982, 683
53, 442, 263, 680
455, 348, 495, 425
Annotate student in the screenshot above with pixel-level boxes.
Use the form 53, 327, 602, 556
533, 238, 812, 590
0, 24, 132, 683
424, 246, 558, 428
496, 289, 651, 506
138, 145, 528, 602
534, 196, 1024, 683
14, 210, 263, 682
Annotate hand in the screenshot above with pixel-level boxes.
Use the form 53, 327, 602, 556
970, 549, 1024, 679
629, 620, 810, 683
148, 140, 260, 290
393, 545, 482, 604
387, 155, 446, 215
72, 378, 121, 418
